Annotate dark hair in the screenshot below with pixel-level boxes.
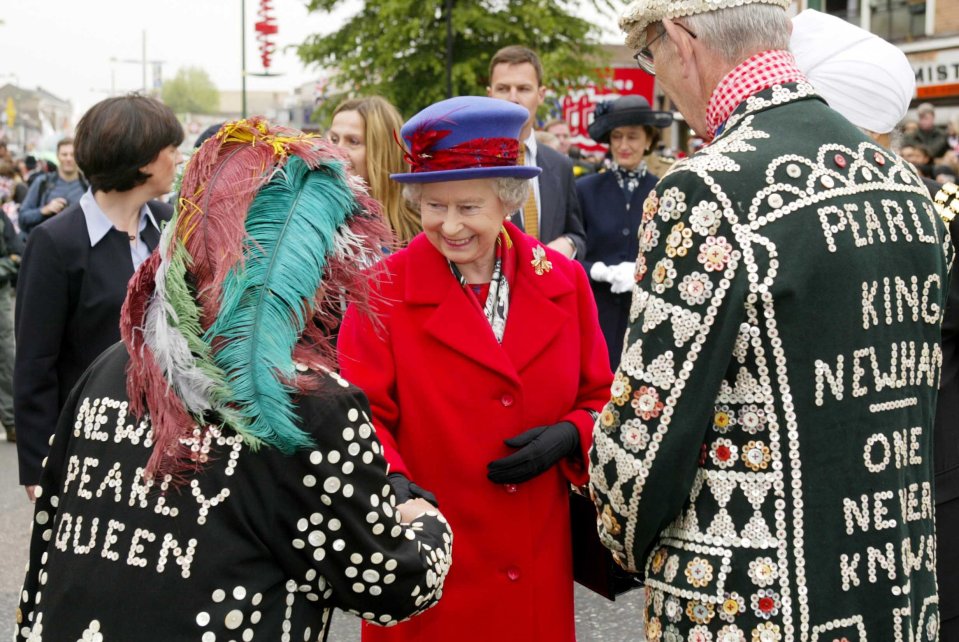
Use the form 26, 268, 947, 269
74, 94, 184, 193
489, 45, 544, 86
56, 137, 74, 152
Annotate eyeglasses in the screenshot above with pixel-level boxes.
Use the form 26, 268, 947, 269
634, 22, 697, 76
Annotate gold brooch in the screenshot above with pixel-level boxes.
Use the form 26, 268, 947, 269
531, 245, 552, 275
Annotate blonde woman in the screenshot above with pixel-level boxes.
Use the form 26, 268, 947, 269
328, 96, 421, 245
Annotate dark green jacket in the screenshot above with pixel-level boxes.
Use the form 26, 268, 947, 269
589, 82, 951, 641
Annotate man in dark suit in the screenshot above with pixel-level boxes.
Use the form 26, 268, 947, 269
14, 95, 182, 501
487, 45, 585, 258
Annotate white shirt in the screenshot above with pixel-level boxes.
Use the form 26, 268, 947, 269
80, 190, 159, 270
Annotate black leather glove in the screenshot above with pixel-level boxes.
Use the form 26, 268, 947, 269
486, 421, 580, 484
387, 472, 438, 506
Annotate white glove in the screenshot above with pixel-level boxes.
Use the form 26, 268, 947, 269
609, 261, 636, 294
590, 261, 612, 283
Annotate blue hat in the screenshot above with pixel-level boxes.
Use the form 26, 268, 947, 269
391, 96, 542, 184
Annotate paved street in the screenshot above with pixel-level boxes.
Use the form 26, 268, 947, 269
0, 435, 646, 641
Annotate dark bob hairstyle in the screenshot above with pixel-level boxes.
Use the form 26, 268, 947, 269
74, 94, 184, 193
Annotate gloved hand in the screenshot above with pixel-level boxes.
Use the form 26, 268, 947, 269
388, 472, 439, 506
609, 261, 636, 294
590, 261, 612, 283
486, 421, 580, 484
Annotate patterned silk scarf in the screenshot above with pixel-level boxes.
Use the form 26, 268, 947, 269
611, 161, 648, 203
448, 228, 514, 343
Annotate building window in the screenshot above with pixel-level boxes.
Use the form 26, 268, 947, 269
870, 0, 927, 41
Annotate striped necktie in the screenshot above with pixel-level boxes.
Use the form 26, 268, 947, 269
518, 145, 539, 239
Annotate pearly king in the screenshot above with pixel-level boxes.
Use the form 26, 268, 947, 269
588, 14, 952, 640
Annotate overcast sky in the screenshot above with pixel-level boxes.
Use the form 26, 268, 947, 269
1, 0, 622, 121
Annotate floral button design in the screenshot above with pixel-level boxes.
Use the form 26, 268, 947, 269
685, 557, 714, 588
645, 616, 663, 642
636, 253, 648, 282
738, 405, 767, 434
652, 258, 677, 293
651, 547, 669, 574
752, 622, 782, 642
748, 557, 778, 587
600, 505, 622, 536
751, 589, 781, 619
621, 419, 650, 453
713, 407, 735, 433
610, 373, 632, 406
640, 223, 661, 253
742, 441, 771, 471
698, 236, 735, 272
686, 601, 715, 625
632, 386, 665, 420
665, 222, 694, 258
643, 192, 661, 223
599, 406, 620, 430
679, 272, 713, 306
710, 438, 738, 469
689, 625, 712, 642
663, 595, 682, 623
718, 625, 747, 642
658, 187, 687, 221
720, 592, 746, 622
689, 201, 722, 236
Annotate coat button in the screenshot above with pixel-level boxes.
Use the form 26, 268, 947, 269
500, 394, 514, 407
506, 566, 520, 581
504, 484, 518, 494
622, 227, 630, 236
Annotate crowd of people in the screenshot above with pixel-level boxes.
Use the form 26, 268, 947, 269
3, 0, 958, 640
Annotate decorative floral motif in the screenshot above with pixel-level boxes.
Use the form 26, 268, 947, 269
713, 407, 736, 433
750, 589, 781, 619
632, 386, 665, 420
652, 258, 678, 293
719, 592, 746, 622
646, 616, 663, 642
640, 222, 661, 253
601, 505, 622, 536
710, 438, 739, 469
678, 272, 714, 306
663, 595, 683, 623
621, 418, 651, 453
530, 245, 552, 275
658, 186, 686, 221
689, 625, 714, 642
636, 253, 649, 282
599, 406, 620, 430
665, 222, 695, 258
742, 441, 772, 472
643, 192, 661, 223
689, 200, 722, 236
663, 555, 680, 582
698, 236, 735, 272
651, 547, 669, 574
717, 625, 747, 642
685, 557, 714, 588
686, 601, 715, 625
752, 622, 782, 642
738, 405, 767, 434
610, 373, 632, 406
748, 557, 778, 587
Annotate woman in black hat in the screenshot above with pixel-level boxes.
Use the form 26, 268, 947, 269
577, 95, 672, 369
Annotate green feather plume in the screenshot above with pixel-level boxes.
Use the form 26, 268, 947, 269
205, 155, 357, 452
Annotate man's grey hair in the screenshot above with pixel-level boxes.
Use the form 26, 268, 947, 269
402, 177, 531, 213
683, 4, 791, 65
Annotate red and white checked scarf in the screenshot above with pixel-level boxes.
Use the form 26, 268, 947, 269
705, 49, 808, 140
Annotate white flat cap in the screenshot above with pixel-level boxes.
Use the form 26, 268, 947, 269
791, 9, 915, 134
620, 0, 790, 51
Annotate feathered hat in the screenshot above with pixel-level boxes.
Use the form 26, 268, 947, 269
120, 118, 391, 482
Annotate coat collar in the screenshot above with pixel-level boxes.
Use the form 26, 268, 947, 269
720, 81, 822, 140
402, 222, 575, 379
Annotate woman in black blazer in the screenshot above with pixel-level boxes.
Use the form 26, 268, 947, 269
577, 95, 672, 369
14, 95, 183, 499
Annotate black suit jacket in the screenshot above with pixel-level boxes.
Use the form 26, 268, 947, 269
511, 144, 586, 256
14, 200, 171, 485
576, 170, 659, 369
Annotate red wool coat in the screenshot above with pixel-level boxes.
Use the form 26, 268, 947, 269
338, 224, 613, 642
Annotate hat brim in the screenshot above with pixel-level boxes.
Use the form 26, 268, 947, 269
391, 165, 542, 184
589, 109, 674, 144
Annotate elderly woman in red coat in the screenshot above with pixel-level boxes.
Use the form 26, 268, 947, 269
337, 96, 613, 641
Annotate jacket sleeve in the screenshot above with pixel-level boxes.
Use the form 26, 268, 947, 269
14, 225, 70, 485
558, 260, 613, 486
18, 178, 45, 234
337, 301, 412, 478
588, 171, 748, 573
559, 156, 587, 258
575, 180, 597, 278
269, 382, 452, 625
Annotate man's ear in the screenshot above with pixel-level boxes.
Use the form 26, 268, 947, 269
536, 85, 547, 106
486, 86, 493, 97
663, 18, 698, 80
